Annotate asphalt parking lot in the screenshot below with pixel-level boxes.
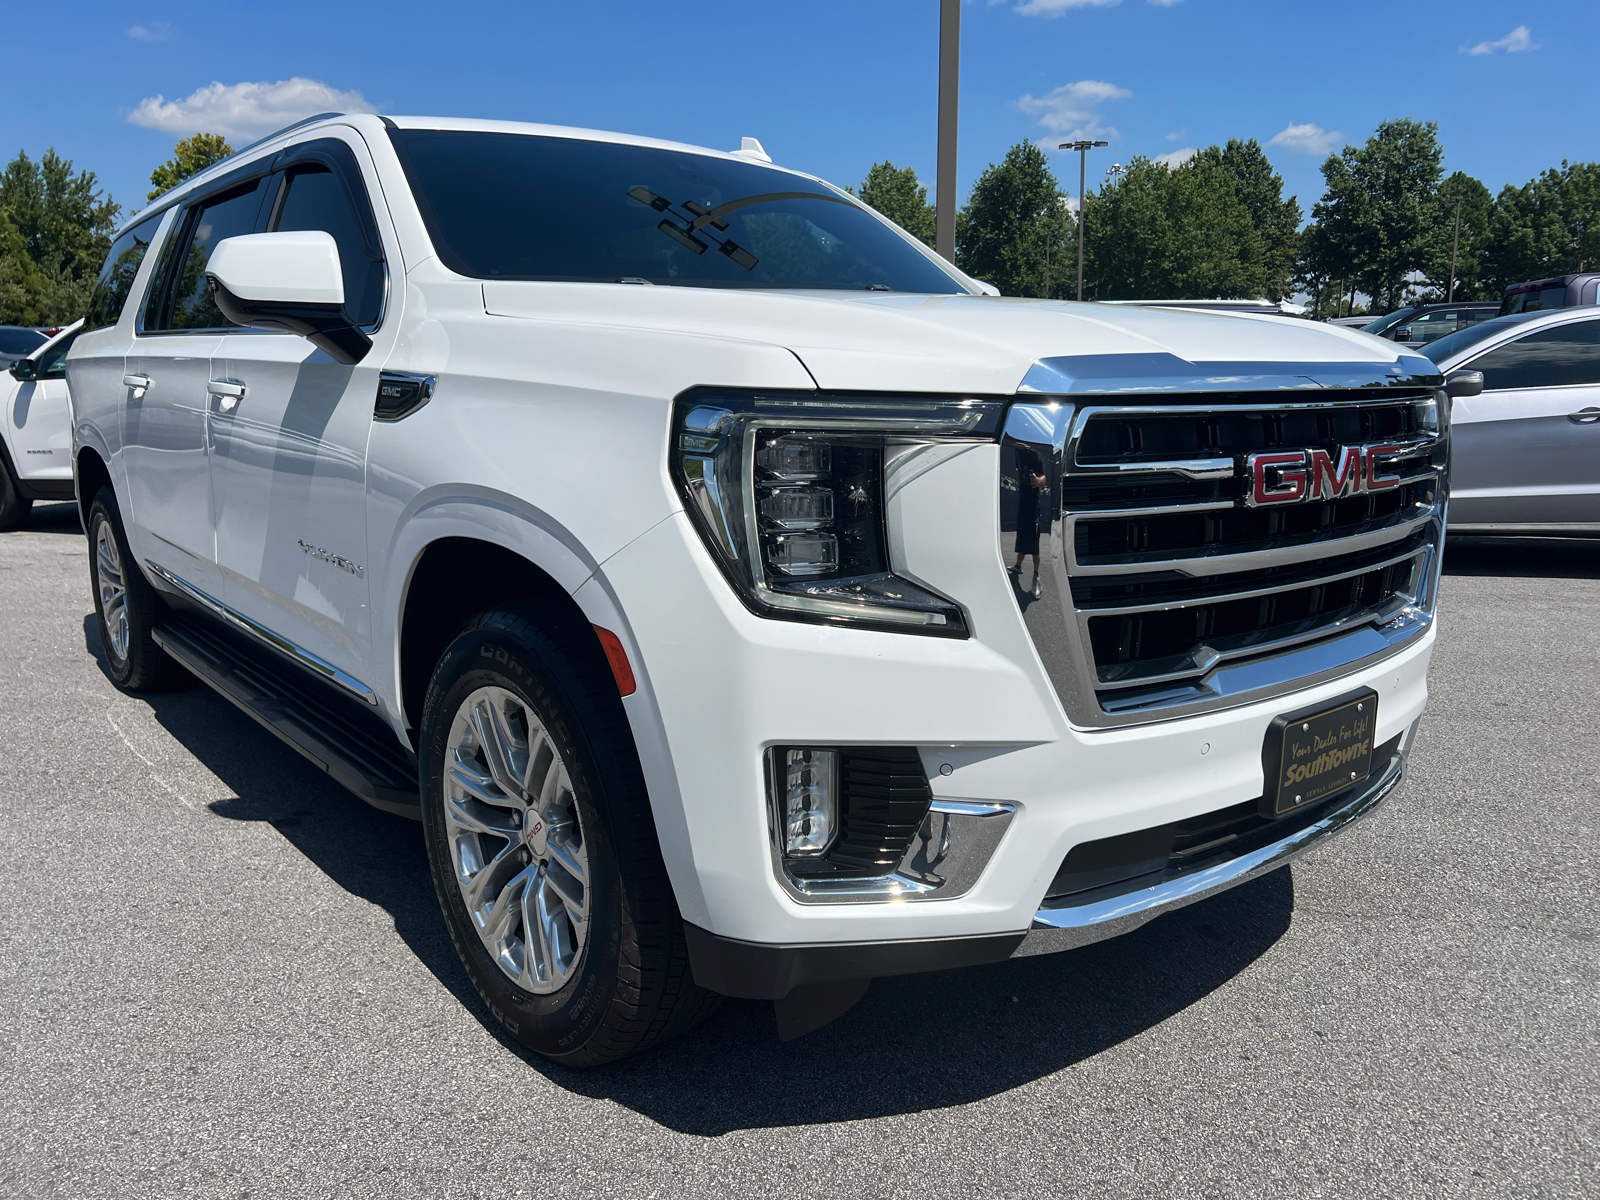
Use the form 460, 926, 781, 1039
1, 502, 1595, 1200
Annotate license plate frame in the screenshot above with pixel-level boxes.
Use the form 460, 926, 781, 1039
1261, 688, 1379, 818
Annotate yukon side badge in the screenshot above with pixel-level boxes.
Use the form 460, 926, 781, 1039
298, 539, 364, 576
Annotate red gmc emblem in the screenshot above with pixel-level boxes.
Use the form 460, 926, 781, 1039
1244, 444, 1404, 507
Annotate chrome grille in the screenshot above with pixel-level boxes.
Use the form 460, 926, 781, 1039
1002, 387, 1446, 727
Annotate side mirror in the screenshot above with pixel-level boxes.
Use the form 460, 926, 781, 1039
1391, 326, 1412, 343
204, 231, 371, 365
1446, 369, 1484, 399
9, 357, 36, 381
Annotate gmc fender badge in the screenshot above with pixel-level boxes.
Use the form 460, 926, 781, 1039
1244, 444, 1404, 507
297, 539, 364, 576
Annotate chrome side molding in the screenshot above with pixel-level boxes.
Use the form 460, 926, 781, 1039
143, 560, 378, 705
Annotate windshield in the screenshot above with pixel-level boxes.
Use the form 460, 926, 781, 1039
1419, 313, 1546, 365
389, 130, 964, 293
0, 327, 47, 355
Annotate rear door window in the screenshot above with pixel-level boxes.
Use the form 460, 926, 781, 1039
1468, 319, 1600, 390
81, 213, 164, 333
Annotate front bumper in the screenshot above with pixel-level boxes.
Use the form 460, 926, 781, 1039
685, 735, 1411, 999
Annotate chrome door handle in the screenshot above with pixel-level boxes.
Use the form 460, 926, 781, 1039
1570, 407, 1600, 424
207, 379, 246, 411
122, 373, 150, 394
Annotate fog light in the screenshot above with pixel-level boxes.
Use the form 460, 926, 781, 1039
782, 749, 837, 856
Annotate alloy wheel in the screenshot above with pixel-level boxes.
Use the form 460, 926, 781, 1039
444, 686, 590, 994
95, 518, 130, 665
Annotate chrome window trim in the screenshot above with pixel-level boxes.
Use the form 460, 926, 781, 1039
143, 560, 378, 705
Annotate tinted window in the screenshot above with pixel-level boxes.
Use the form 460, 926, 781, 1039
37, 329, 80, 378
1468, 319, 1600, 390
160, 178, 272, 330
1420, 313, 1544, 365
0, 327, 46, 354
1361, 309, 1415, 336
271, 163, 384, 325
1405, 310, 1458, 341
1499, 284, 1569, 316
82, 214, 164, 332
389, 130, 962, 293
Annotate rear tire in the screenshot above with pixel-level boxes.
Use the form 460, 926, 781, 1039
0, 457, 32, 531
87, 487, 188, 691
418, 603, 717, 1066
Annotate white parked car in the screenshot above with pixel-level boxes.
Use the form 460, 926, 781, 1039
0, 320, 82, 529
1421, 308, 1600, 534
67, 114, 1447, 1064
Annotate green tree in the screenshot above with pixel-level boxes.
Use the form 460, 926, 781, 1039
1083, 151, 1284, 301
1421, 171, 1494, 300
0, 211, 52, 325
1305, 120, 1445, 311
148, 132, 234, 202
1479, 161, 1600, 291
1192, 139, 1302, 298
955, 141, 1074, 297
852, 160, 936, 248
0, 148, 118, 326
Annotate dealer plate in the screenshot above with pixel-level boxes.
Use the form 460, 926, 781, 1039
1262, 689, 1378, 818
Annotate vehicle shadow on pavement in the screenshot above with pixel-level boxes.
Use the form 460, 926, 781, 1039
16, 501, 82, 536
83, 612, 1294, 1134
1443, 535, 1600, 579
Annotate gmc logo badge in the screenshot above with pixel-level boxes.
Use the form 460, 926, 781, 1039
1245, 444, 1404, 507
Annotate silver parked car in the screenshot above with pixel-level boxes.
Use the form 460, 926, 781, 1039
1422, 308, 1600, 534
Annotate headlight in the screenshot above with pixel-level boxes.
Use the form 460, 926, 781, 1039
672, 390, 1006, 636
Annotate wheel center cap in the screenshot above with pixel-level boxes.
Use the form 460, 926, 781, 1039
523, 815, 548, 858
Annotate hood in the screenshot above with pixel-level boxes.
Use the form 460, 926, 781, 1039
480, 283, 1433, 395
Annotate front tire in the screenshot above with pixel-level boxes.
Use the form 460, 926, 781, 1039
418, 604, 715, 1066
87, 487, 187, 691
0, 456, 32, 531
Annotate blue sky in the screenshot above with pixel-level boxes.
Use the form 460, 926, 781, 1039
5, 1, 1596, 226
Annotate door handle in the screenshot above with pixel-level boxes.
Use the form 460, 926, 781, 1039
207, 379, 246, 411
122, 373, 150, 395
1570, 407, 1600, 424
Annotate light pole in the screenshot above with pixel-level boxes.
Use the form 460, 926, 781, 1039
1061, 139, 1108, 301
1105, 163, 1125, 184
1446, 197, 1463, 303
936, 0, 960, 262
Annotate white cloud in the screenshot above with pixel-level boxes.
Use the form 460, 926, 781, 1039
1014, 0, 1120, 16
127, 78, 377, 140
1269, 122, 1343, 156
1154, 147, 1196, 168
126, 22, 172, 41
1166, 129, 1187, 142
1018, 80, 1132, 142
1464, 25, 1536, 55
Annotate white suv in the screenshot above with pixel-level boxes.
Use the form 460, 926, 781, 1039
68, 113, 1449, 1064
1, 320, 82, 529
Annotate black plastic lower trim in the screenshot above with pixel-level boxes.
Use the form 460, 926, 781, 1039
14, 476, 75, 502
684, 922, 1025, 1000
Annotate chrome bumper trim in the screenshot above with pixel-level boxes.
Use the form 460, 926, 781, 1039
1013, 751, 1405, 958
776, 799, 1017, 903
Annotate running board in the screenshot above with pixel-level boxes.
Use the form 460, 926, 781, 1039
152, 615, 421, 819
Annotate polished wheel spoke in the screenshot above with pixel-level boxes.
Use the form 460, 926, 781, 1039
95, 522, 130, 661
445, 684, 590, 995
